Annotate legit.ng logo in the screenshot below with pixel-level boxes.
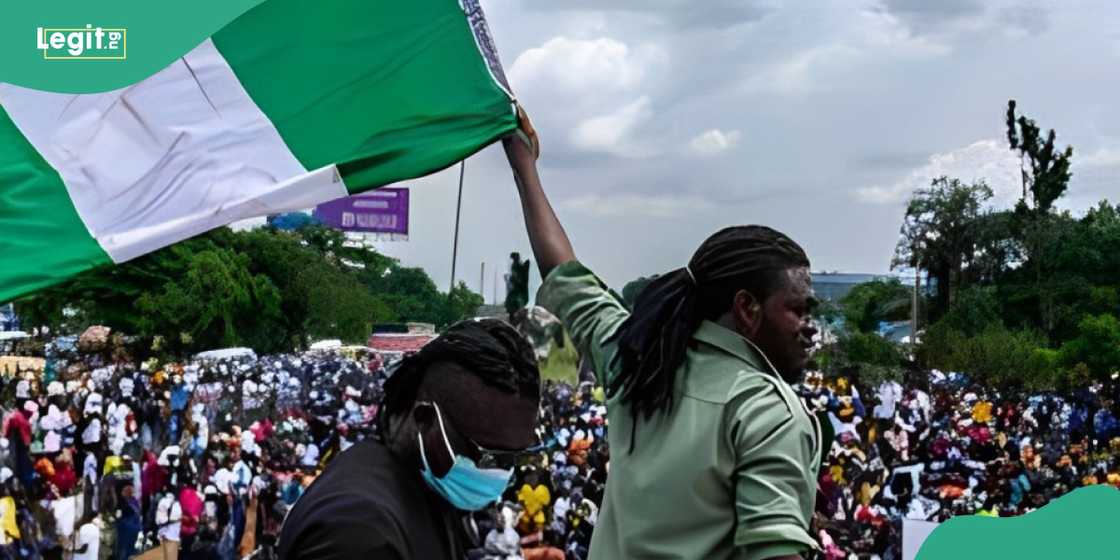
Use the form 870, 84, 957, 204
36, 25, 126, 60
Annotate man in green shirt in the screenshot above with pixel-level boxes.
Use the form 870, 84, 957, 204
502, 109, 821, 560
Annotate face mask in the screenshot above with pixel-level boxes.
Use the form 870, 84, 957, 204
417, 403, 513, 511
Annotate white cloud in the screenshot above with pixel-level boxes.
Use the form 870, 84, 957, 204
856, 139, 1022, 206
509, 36, 663, 97
740, 5, 950, 95
506, 36, 666, 158
690, 129, 742, 156
570, 96, 655, 157
560, 192, 713, 218
1078, 147, 1120, 169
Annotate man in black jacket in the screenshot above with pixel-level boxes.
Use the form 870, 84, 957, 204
278, 319, 541, 559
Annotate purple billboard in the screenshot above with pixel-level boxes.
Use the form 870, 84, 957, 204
313, 188, 409, 236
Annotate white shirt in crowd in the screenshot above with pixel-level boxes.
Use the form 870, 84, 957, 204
232, 460, 253, 492
156, 493, 183, 542
213, 468, 235, 495
83, 454, 98, 483
81, 418, 102, 445
73, 522, 100, 560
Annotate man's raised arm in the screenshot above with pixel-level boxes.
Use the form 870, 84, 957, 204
502, 107, 576, 280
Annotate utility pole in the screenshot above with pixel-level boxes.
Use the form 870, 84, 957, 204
480, 262, 486, 300
911, 265, 920, 345
449, 160, 466, 292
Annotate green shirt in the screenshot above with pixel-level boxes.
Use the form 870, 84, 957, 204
538, 261, 821, 560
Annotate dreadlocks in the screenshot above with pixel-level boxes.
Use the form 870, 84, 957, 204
608, 225, 809, 451
378, 318, 540, 436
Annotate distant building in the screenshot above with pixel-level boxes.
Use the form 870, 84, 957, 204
368, 322, 437, 363
811, 273, 897, 303
472, 304, 508, 321
811, 271, 934, 303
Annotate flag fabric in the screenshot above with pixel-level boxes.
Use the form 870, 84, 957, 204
0, 0, 517, 303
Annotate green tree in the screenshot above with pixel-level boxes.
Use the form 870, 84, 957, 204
15, 230, 237, 335
135, 247, 284, 354
1006, 99, 1073, 216
438, 281, 486, 328
893, 177, 996, 319
372, 266, 446, 325
841, 331, 902, 367
294, 265, 393, 344
839, 278, 912, 333
933, 286, 1003, 337
920, 322, 1054, 389
234, 228, 325, 348
1006, 99, 1075, 335
1059, 314, 1120, 381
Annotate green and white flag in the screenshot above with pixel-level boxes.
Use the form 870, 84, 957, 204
0, 0, 517, 303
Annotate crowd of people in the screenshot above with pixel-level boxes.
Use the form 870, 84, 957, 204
798, 369, 1120, 559
0, 329, 385, 560
468, 380, 608, 560
2, 324, 1120, 560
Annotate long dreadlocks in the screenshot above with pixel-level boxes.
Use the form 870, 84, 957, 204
608, 225, 809, 451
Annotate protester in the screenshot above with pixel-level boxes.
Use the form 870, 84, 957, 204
504, 107, 821, 560
277, 319, 542, 559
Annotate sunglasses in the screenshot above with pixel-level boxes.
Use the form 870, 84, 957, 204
419, 401, 538, 470
465, 437, 525, 470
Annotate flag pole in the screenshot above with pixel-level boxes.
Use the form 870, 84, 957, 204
450, 160, 466, 293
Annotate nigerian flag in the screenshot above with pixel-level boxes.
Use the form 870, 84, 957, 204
0, 0, 517, 303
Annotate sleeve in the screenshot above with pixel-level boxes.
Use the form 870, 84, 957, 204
278, 491, 408, 560
282, 521, 404, 560
726, 378, 818, 560
536, 261, 629, 387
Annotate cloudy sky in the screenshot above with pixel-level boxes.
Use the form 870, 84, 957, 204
365, 0, 1120, 302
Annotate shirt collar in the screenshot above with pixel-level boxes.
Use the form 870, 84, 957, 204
691, 320, 770, 374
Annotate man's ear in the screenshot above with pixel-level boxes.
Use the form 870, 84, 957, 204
412, 402, 436, 428
413, 403, 453, 477
732, 289, 764, 339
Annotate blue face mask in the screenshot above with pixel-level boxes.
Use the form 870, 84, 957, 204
417, 403, 513, 511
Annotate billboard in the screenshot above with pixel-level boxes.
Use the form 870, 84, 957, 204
312, 188, 409, 237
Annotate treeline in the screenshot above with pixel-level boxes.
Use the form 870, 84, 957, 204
12, 224, 483, 356
822, 100, 1120, 390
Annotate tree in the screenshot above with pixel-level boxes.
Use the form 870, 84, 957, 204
372, 266, 445, 325
838, 279, 912, 333
932, 286, 1003, 337
893, 177, 996, 320
135, 248, 284, 354
438, 282, 486, 329
1006, 99, 1075, 335
920, 323, 1053, 390
1059, 314, 1120, 381
812, 332, 903, 387
234, 228, 328, 349
294, 265, 394, 344
1006, 99, 1073, 216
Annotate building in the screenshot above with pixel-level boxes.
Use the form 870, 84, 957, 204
811, 272, 898, 303
367, 322, 437, 363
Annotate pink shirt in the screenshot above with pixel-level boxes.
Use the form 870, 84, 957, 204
179, 488, 204, 537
